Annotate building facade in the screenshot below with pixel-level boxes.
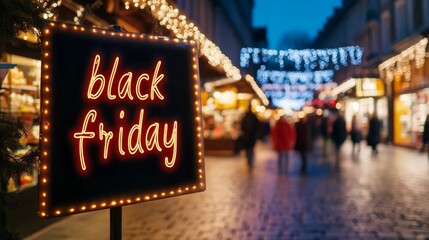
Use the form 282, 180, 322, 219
315, 0, 429, 147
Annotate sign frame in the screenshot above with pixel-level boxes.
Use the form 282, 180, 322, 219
38, 21, 206, 218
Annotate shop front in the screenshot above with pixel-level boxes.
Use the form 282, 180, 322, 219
320, 77, 388, 140
379, 37, 429, 148
343, 78, 388, 140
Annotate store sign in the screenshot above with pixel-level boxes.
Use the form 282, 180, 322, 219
355, 78, 385, 97
38, 22, 205, 218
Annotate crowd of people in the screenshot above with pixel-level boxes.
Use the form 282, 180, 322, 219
239, 107, 383, 173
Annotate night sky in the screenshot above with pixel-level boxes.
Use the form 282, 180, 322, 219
253, 0, 343, 48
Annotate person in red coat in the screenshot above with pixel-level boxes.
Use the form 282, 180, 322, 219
271, 115, 296, 173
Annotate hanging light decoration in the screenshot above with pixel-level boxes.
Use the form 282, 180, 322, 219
379, 38, 428, 82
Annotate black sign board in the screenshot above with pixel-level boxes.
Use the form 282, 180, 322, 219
38, 22, 205, 218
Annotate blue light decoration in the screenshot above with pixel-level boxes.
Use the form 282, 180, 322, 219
240, 46, 364, 110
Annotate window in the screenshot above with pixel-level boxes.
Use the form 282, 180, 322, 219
414, 0, 424, 29
381, 11, 391, 52
395, 0, 408, 40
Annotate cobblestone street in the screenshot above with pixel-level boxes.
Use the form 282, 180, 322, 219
26, 140, 429, 239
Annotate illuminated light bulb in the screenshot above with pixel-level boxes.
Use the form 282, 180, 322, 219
44, 138, 48, 142
55, 210, 61, 215
127, 199, 131, 203
169, 191, 174, 195
41, 212, 46, 217
144, 196, 150, 200
101, 203, 106, 207
42, 192, 46, 197
153, 194, 158, 198
70, 208, 75, 212
50, 22, 55, 26
161, 192, 166, 196
42, 178, 47, 183
91, 204, 96, 208
136, 197, 141, 201
81, 206, 86, 210
45, 87, 50, 92
192, 186, 196, 189
42, 202, 46, 206
111, 201, 117, 206
185, 187, 189, 191
43, 165, 47, 170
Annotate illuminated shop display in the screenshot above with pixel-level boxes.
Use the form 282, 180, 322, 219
394, 90, 429, 146
1, 55, 41, 192
355, 78, 385, 97
39, 22, 205, 218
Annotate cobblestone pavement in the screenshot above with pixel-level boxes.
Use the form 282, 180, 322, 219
26, 140, 429, 240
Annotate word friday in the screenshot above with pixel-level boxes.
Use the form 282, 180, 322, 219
73, 54, 179, 172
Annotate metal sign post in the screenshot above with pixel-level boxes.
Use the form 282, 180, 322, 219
110, 206, 122, 240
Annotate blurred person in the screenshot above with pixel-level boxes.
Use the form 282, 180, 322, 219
240, 104, 261, 169
421, 115, 429, 157
294, 114, 312, 173
271, 115, 296, 173
367, 114, 382, 155
259, 119, 271, 142
320, 111, 331, 156
331, 111, 347, 165
350, 115, 363, 154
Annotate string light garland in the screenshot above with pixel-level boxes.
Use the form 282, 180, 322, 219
256, 67, 334, 85
40, 0, 62, 20
240, 46, 363, 71
379, 38, 428, 82
239, 45, 363, 109
256, 66, 337, 110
